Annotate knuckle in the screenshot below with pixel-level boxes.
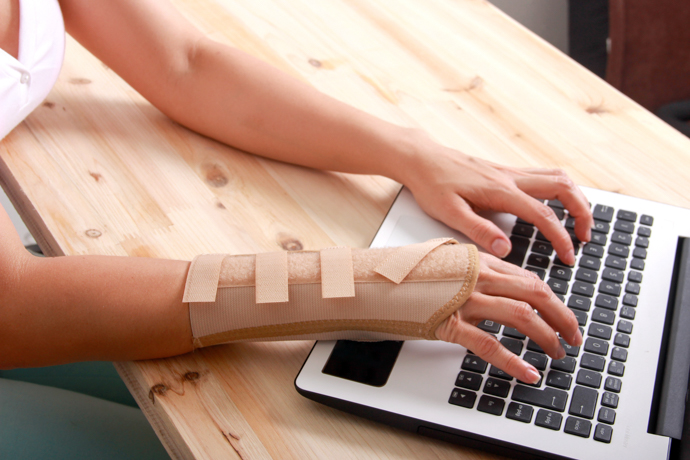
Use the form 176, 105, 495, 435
511, 300, 535, 326
532, 278, 553, 301
473, 332, 502, 359
553, 173, 576, 190
535, 204, 559, 223
467, 220, 496, 244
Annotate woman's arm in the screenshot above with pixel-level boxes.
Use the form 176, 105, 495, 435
59, 0, 592, 264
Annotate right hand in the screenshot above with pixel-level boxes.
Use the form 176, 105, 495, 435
435, 252, 582, 384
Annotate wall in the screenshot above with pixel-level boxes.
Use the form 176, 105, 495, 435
490, 0, 569, 53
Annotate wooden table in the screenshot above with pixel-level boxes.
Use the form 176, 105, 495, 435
2, 0, 690, 458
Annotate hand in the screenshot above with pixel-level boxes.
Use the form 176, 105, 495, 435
400, 144, 593, 265
435, 253, 583, 383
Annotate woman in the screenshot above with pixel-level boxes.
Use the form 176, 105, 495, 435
0, 0, 590, 456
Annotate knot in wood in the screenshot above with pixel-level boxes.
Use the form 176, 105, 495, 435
308, 58, 322, 68
202, 164, 229, 188
278, 234, 303, 251
85, 229, 102, 238
184, 371, 200, 382
149, 384, 168, 403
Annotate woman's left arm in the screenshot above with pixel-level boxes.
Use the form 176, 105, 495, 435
59, 0, 592, 262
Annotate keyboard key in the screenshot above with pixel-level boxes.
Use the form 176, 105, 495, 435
545, 370, 572, 390
549, 265, 572, 281
506, 402, 533, 423
456, 371, 483, 391
592, 205, 614, 222
611, 232, 632, 246
599, 281, 622, 297
594, 423, 613, 443
500, 337, 524, 355
579, 255, 602, 271
614, 220, 635, 234
551, 357, 577, 373
614, 333, 630, 348
489, 365, 513, 381
477, 395, 505, 416
512, 385, 568, 412
640, 214, 654, 226
449, 388, 477, 408
602, 392, 619, 408
626, 282, 641, 295
637, 226, 652, 237
595, 294, 618, 311
608, 361, 625, 377
565, 416, 592, 437
527, 339, 545, 354
548, 199, 564, 209
572, 281, 595, 297
516, 217, 534, 227
605, 377, 622, 393
576, 369, 602, 388
553, 256, 573, 267
547, 278, 568, 295
592, 220, 611, 234
602, 268, 625, 283
605, 255, 627, 270
633, 247, 648, 259
532, 241, 554, 256
462, 355, 488, 373
631, 258, 645, 270
628, 271, 643, 283
583, 243, 604, 258
524, 351, 548, 371
527, 254, 550, 269
512, 224, 535, 238
569, 385, 598, 419
592, 308, 616, 325
623, 294, 638, 307
636, 236, 650, 248
503, 327, 526, 340
617, 320, 633, 334
568, 295, 591, 311
565, 217, 576, 229
581, 353, 606, 372
575, 268, 598, 284
504, 236, 530, 266
559, 338, 580, 357
484, 377, 511, 398
585, 337, 609, 355
591, 232, 608, 246
588, 323, 612, 340
535, 409, 563, 430
617, 210, 637, 222
608, 243, 630, 258
478, 320, 501, 334
611, 347, 628, 362
569, 308, 588, 326
620, 306, 636, 320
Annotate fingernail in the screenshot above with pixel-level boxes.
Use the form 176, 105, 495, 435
586, 228, 592, 242
492, 238, 511, 258
525, 367, 541, 384
556, 344, 566, 360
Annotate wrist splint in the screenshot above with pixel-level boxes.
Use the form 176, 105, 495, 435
183, 238, 479, 348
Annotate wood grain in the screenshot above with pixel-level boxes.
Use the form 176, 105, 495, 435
2, 0, 690, 458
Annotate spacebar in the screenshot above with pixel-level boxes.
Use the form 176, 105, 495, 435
512, 385, 568, 412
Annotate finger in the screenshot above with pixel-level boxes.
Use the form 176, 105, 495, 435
480, 252, 540, 280
436, 312, 541, 383
501, 190, 576, 265
460, 292, 565, 360
514, 171, 593, 243
476, 272, 582, 346
440, 195, 512, 258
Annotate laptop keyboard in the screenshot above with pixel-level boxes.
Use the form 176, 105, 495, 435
448, 200, 654, 444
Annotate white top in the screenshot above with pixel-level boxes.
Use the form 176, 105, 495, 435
0, 0, 65, 140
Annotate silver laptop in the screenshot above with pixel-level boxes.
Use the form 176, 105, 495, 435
295, 185, 690, 459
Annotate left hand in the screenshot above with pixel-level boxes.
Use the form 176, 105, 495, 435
398, 143, 593, 265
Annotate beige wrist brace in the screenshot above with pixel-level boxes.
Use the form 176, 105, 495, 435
183, 238, 479, 348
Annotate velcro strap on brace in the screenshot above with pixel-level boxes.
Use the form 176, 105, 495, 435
184, 239, 479, 348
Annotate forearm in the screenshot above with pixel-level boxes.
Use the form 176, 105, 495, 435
1, 253, 192, 369
159, 40, 423, 181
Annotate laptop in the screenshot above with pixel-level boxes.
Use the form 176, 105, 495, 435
295, 185, 690, 460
